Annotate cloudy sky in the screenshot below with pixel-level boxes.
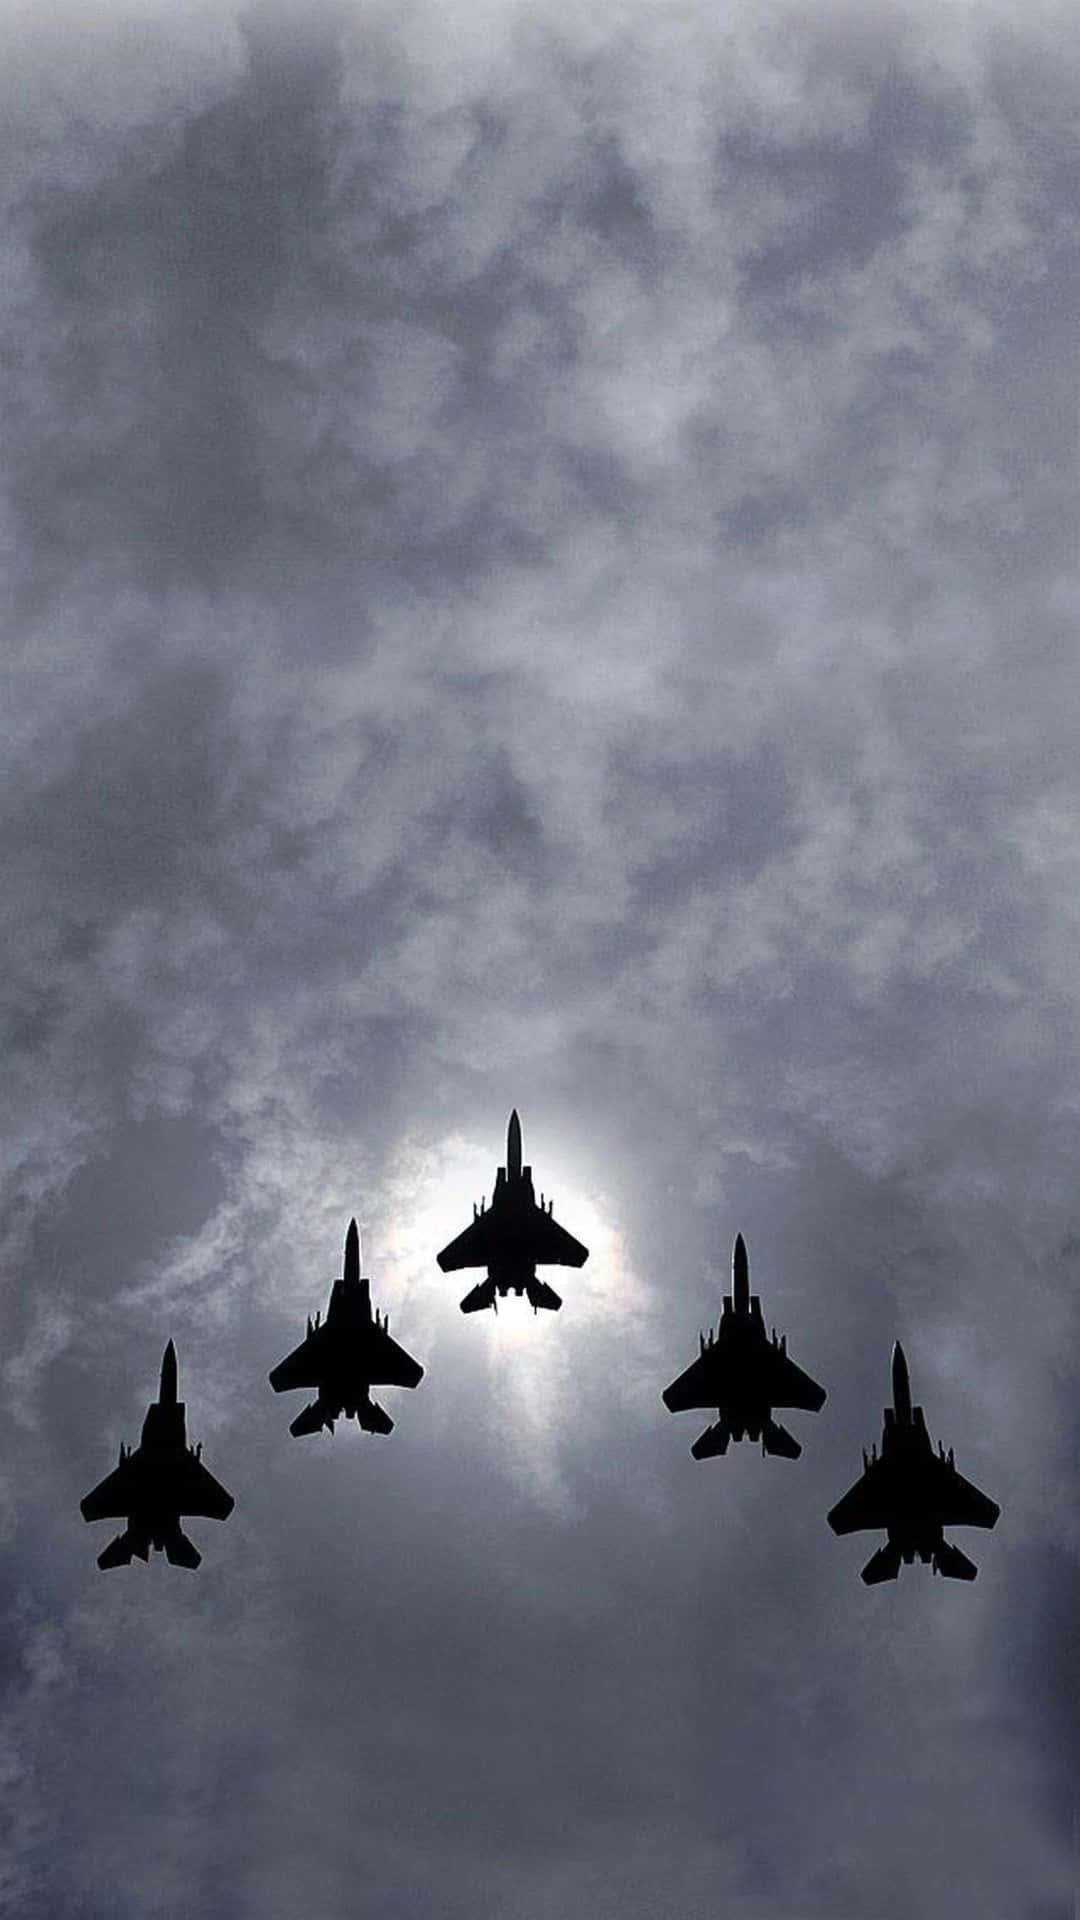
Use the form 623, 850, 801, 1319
3, 0, 1080, 1912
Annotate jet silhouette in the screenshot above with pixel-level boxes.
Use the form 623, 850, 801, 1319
662, 1233, 826, 1459
80, 1341, 233, 1569
436, 1109, 588, 1313
269, 1219, 423, 1436
828, 1342, 1000, 1583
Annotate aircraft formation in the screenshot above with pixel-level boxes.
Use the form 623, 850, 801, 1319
81, 1110, 1000, 1583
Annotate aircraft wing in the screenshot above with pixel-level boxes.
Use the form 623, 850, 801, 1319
436, 1214, 497, 1273
662, 1350, 720, 1414
365, 1323, 424, 1390
81, 1456, 139, 1523
766, 1347, 827, 1413
523, 1207, 589, 1269
269, 1325, 330, 1393
175, 1453, 234, 1521
827, 1461, 895, 1536
929, 1457, 1000, 1530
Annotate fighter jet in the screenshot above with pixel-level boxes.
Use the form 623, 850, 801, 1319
828, 1342, 1000, 1583
436, 1109, 588, 1313
269, 1219, 423, 1436
80, 1341, 233, 1570
662, 1233, 826, 1459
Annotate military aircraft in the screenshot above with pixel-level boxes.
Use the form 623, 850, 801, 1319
269, 1219, 423, 1436
436, 1109, 588, 1312
662, 1233, 826, 1459
80, 1341, 233, 1570
828, 1342, 1000, 1583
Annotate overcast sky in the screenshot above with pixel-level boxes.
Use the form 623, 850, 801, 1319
3, 0, 1080, 1913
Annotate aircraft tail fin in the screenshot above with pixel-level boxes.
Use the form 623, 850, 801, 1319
525, 1277, 562, 1313
933, 1541, 978, 1581
460, 1277, 498, 1314
762, 1419, 801, 1460
358, 1399, 394, 1436
98, 1530, 136, 1571
290, 1400, 331, 1438
165, 1527, 202, 1569
861, 1542, 903, 1585
691, 1421, 730, 1460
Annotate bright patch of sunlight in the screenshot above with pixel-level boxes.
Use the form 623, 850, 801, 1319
377, 1123, 647, 1339
376, 1122, 651, 1511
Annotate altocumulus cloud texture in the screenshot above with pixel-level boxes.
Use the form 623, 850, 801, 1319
3, 0, 1080, 1912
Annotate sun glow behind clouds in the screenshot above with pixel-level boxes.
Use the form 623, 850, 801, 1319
378, 1122, 644, 1329
378, 1123, 649, 1509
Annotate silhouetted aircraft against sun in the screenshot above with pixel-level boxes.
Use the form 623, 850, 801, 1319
80, 1341, 233, 1569
269, 1219, 423, 1436
662, 1233, 826, 1459
436, 1109, 589, 1313
828, 1342, 1000, 1583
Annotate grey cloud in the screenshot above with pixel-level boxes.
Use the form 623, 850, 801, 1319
4, 1, 1080, 1914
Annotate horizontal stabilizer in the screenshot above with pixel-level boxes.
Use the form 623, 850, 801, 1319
460, 1277, 498, 1314
861, 1542, 903, 1585
691, 1421, 730, 1460
358, 1400, 394, 1436
934, 1541, 978, 1581
98, 1532, 135, 1571
165, 1528, 202, 1569
526, 1278, 562, 1313
290, 1400, 331, 1438
762, 1419, 801, 1460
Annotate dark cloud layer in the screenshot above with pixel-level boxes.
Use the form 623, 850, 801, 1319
3, 1, 1080, 1914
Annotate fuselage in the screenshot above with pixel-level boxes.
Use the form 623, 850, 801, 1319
308, 1275, 388, 1421
118, 1347, 193, 1548
877, 1343, 944, 1562
481, 1111, 543, 1294
707, 1235, 783, 1436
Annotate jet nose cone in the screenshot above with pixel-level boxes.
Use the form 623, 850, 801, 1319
891, 1341, 912, 1421
345, 1217, 361, 1283
159, 1339, 179, 1405
507, 1108, 523, 1177
732, 1232, 750, 1311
